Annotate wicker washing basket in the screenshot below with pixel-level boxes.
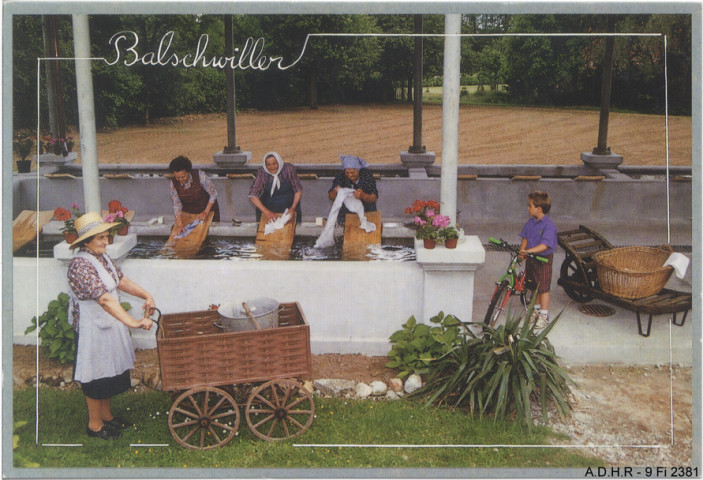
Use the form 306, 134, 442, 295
592, 246, 674, 299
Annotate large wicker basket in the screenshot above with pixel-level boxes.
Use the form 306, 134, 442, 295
592, 246, 674, 299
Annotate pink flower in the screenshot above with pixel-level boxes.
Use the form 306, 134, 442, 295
414, 217, 426, 226
432, 214, 451, 228
425, 209, 436, 218
71, 202, 79, 209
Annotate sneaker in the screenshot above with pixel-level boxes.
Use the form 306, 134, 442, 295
534, 313, 550, 329
528, 309, 541, 325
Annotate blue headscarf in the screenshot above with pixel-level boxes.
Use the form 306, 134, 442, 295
340, 155, 368, 170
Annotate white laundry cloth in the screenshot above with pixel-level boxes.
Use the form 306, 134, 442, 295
314, 188, 376, 249
173, 218, 202, 239
663, 252, 690, 279
264, 208, 292, 235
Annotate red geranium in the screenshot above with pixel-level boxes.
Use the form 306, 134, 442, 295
54, 207, 71, 221
108, 200, 123, 213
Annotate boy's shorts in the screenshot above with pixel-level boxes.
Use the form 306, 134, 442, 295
526, 254, 553, 294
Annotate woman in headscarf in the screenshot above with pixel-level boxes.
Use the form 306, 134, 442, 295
168, 155, 220, 235
328, 155, 378, 225
67, 212, 155, 440
248, 152, 303, 222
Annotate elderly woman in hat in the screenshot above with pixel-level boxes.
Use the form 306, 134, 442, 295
169, 155, 220, 235
248, 151, 303, 222
328, 155, 378, 225
67, 212, 156, 440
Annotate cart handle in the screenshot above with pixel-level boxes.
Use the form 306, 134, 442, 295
147, 307, 162, 335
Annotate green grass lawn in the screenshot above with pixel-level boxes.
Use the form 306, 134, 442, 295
13, 387, 604, 471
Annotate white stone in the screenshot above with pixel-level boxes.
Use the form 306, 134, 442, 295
302, 380, 314, 394
389, 378, 404, 392
314, 379, 356, 397
355, 382, 373, 399
404, 374, 422, 394
369, 380, 387, 396
385, 390, 400, 400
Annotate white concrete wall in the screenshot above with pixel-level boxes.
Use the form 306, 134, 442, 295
13, 257, 424, 355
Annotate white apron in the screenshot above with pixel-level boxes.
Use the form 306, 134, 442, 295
72, 251, 136, 384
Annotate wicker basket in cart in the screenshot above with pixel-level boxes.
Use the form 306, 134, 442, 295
592, 246, 674, 299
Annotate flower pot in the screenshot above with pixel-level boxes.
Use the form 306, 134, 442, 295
16, 160, 31, 173
445, 237, 458, 249
117, 224, 129, 236
423, 238, 436, 249
107, 234, 114, 245
64, 232, 78, 244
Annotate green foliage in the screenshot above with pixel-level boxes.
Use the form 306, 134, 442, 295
24, 292, 131, 364
415, 305, 575, 428
386, 312, 467, 379
13, 421, 40, 468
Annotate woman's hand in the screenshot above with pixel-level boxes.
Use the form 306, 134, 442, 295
264, 210, 280, 221
142, 295, 156, 316
354, 188, 364, 200
174, 216, 185, 235
139, 317, 154, 330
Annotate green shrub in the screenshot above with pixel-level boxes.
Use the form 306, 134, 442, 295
25, 292, 131, 365
415, 306, 575, 428
385, 312, 468, 379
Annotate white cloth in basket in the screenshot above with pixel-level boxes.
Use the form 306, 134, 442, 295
663, 252, 689, 280
264, 208, 292, 235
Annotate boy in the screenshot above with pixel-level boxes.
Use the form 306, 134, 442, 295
519, 191, 558, 329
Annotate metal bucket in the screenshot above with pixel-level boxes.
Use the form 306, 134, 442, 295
214, 297, 280, 332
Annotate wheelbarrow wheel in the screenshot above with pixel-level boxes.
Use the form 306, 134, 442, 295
168, 386, 240, 450
559, 256, 594, 303
245, 379, 315, 441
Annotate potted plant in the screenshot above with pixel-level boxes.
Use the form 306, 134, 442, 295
54, 203, 82, 244
405, 199, 443, 249
105, 200, 130, 236
13, 131, 34, 173
438, 225, 460, 249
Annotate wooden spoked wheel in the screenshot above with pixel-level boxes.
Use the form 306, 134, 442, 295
245, 379, 315, 441
168, 386, 240, 450
559, 255, 595, 303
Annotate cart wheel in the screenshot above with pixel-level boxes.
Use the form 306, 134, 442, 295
559, 256, 594, 303
245, 379, 315, 441
168, 386, 240, 450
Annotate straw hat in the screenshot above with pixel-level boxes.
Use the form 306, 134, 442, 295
69, 211, 118, 249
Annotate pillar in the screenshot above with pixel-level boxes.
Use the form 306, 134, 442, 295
440, 14, 461, 225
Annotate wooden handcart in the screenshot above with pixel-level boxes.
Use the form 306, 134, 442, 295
154, 302, 314, 449
556, 225, 691, 337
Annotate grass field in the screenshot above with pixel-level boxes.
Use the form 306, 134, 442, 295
18, 103, 691, 169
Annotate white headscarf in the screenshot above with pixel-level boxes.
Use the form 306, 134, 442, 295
340, 155, 369, 170
263, 152, 284, 196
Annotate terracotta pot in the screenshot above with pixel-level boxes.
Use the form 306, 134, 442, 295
64, 232, 78, 244
107, 234, 114, 245
117, 224, 129, 236
445, 237, 458, 249
423, 238, 436, 249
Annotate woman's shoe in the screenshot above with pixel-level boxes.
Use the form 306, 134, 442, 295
86, 425, 121, 440
104, 416, 134, 430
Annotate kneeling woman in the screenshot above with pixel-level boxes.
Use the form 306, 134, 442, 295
248, 152, 303, 222
67, 212, 156, 440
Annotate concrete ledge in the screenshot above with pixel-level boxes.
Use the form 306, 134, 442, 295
415, 234, 485, 267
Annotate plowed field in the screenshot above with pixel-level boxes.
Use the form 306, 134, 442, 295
88, 104, 691, 167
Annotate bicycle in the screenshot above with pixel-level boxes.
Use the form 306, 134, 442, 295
484, 237, 549, 328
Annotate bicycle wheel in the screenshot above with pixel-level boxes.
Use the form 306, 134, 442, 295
484, 280, 511, 327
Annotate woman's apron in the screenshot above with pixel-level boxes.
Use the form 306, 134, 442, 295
256, 174, 302, 222
172, 169, 220, 222
72, 251, 136, 384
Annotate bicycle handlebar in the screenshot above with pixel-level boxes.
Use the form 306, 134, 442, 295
488, 237, 549, 263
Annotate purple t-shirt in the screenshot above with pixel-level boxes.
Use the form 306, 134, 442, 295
519, 215, 558, 255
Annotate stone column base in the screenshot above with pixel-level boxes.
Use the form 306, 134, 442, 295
400, 151, 436, 168
213, 151, 252, 166
415, 235, 485, 326
580, 152, 623, 169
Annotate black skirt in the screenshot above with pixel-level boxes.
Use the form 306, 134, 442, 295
80, 369, 131, 400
